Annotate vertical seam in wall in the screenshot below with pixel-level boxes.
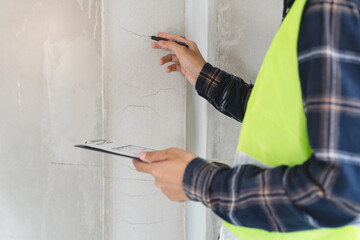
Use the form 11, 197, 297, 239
101, 0, 105, 239
101, 2, 105, 132
204, 0, 209, 161
185, 0, 209, 239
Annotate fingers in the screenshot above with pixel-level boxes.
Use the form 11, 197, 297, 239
151, 41, 183, 53
158, 32, 190, 44
166, 64, 181, 73
151, 42, 161, 49
159, 54, 181, 73
160, 54, 179, 65
151, 32, 194, 52
133, 159, 152, 173
139, 150, 168, 163
157, 40, 185, 55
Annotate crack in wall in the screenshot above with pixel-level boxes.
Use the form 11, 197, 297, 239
120, 81, 142, 90
120, 104, 171, 121
144, 88, 176, 97
119, 25, 150, 38
102, 2, 186, 239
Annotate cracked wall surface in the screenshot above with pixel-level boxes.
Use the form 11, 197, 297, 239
0, 0, 283, 239
1, 0, 186, 239
103, 0, 186, 239
0, 0, 103, 239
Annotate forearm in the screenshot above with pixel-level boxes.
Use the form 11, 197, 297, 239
196, 63, 253, 122
183, 156, 360, 232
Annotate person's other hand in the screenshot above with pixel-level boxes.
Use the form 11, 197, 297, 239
133, 148, 197, 202
151, 32, 206, 86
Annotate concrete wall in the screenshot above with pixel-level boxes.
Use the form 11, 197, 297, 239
1, 0, 186, 239
0, 0, 284, 239
103, 0, 186, 239
0, 0, 103, 239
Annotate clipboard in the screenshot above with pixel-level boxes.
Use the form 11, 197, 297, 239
74, 139, 156, 161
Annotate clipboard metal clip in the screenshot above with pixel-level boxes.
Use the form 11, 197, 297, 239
84, 139, 113, 145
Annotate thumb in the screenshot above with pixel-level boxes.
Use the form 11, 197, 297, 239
139, 150, 168, 163
133, 159, 152, 173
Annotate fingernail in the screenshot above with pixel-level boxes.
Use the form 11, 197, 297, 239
139, 152, 146, 160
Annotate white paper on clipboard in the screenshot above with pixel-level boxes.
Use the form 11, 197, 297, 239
74, 139, 156, 161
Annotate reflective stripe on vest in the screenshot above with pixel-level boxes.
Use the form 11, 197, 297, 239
222, 0, 360, 239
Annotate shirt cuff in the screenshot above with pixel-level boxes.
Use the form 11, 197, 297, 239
183, 157, 219, 206
195, 62, 217, 100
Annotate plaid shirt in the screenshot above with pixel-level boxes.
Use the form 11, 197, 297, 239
183, 0, 360, 232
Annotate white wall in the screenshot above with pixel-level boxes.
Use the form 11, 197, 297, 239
0, 0, 187, 239
0, 0, 103, 239
0, 0, 284, 239
103, 0, 186, 239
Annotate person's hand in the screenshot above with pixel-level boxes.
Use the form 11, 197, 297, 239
133, 148, 197, 202
151, 32, 206, 86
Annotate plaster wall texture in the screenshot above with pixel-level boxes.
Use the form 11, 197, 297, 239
103, 0, 186, 239
0, 0, 103, 239
205, 0, 283, 239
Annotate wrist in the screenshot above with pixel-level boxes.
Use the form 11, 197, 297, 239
182, 157, 219, 205
195, 62, 215, 95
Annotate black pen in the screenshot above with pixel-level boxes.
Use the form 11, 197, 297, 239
150, 36, 189, 49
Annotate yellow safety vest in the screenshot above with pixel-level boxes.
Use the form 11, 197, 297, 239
223, 0, 360, 239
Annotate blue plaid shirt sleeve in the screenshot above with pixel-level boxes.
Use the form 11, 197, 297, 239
195, 62, 253, 122
183, 0, 360, 232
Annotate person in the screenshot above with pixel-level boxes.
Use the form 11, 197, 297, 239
133, 0, 360, 239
